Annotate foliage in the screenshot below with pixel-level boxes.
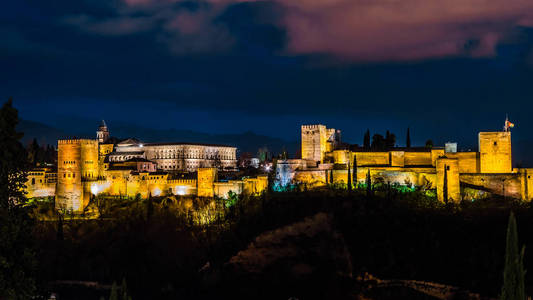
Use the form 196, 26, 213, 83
0, 98, 37, 299
26, 138, 55, 167
366, 169, 372, 196
406, 127, 411, 148
363, 129, 370, 149
500, 212, 526, 300
425, 139, 434, 148
371, 134, 386, 150
347, 160, 352, 192
385, 130, 396, 149
443, 164, 448, 204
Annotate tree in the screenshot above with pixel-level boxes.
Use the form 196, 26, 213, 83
347, 160, 352, 192
353, 154, 358, 188
27, 138, 39, 166
0, 98, 28, 209
366, 169, 372, 197
425, 139, 434, 149
371, 134, 386, 151
121, 278, 132, 300
109, 282, 119, 300
385, 130, 396, 149
146, 193, 154, 221
500, 212, 526, 300
0, 98, 36, 298
363, 129, 370, 149
443, 165, 448, 204
329, 170, 334, 185
406, 128, 411, 148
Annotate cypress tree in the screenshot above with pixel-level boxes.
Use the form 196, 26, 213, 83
364, 129, 370, 149
109, 282, 119, 300
443, 165, 448, 204
385, 131, 396, 149
366, 169, 372, 197
146, 192, 154, 221
330, 170, 334, 185
500, 212, 526, 300
347, 160, 352, 192
406, 128, 411, 148
121, 278, 132, 300
57, 212, 64, 241
353, 154, 358, 189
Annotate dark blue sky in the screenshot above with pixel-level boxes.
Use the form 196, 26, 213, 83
2, 0, 533, 148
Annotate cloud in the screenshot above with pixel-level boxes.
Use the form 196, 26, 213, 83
58, 0, 533, 60
62, 0, 238, 53
276, 0, 533, 61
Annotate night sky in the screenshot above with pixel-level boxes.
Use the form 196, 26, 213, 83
2, 0, 533, 150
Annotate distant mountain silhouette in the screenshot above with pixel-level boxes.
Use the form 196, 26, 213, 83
17, 119, 298, 157
17, 119, 68, 147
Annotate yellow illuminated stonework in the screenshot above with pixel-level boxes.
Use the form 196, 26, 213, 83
198, 168, 217, 197
25, 121, 268, 213
479, 132, 512, 173
301, 124, 340, 163
277, 124, 533, 202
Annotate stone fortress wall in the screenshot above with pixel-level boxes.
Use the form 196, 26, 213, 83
278, 124, 532, 202
24, 122, 267, 213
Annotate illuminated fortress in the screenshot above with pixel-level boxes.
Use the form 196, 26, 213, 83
26, 121, 267, 213
276, 123, 533, 202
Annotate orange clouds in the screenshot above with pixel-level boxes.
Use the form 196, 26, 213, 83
65, 0, 533, 61
277, 0, 533, 60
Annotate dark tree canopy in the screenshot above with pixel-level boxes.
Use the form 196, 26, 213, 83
385, 130, 396, 149
501, 212, 525, 300
406, 128, 411, 148
371, 134, 386, 151
363, 129, 370, 149
0, 98, 28, 208
0, 98, 36, 299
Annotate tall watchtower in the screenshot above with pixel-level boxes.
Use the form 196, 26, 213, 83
96, 120, 110, 143
479, 132, 512, 173
56, 139, 99, 212
301, 124, 340, 163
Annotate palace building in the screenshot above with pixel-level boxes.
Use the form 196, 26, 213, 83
276, 123, 533, 202
25, 121, 267, 213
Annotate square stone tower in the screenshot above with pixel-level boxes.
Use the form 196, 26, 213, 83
436, 157, 460, 203
301, 124, 340, 163
56, 139, 99, 212
197, 167, 217, 197
479, 132, 512, 173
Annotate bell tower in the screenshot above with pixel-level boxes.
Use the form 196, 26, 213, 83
96, 120, 110, 143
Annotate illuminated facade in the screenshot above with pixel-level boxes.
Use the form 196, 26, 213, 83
277, 124, 533, 203
25, 121, 265, 213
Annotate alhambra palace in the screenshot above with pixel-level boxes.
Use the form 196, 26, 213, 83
25, 121, 533, 213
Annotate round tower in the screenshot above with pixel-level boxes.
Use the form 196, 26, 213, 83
96, 120, 110, 143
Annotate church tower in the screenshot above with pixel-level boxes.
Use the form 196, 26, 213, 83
96, 120, 110, 143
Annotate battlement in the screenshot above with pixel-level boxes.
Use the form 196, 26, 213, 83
167, 179, 196, 185
58, 139, 99, 145
302, 124, 325, 130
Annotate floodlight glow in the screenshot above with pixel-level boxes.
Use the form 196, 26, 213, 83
91, 184, 99, 195
175, 186, 187, 195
